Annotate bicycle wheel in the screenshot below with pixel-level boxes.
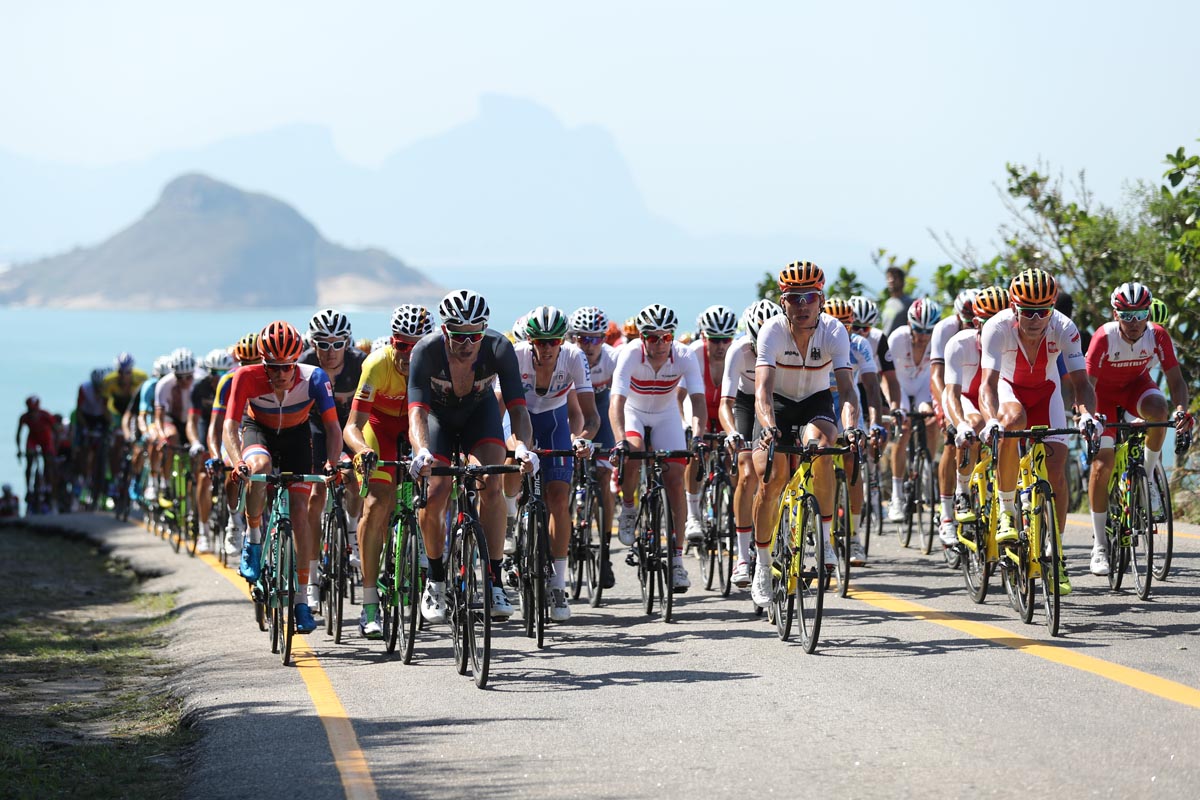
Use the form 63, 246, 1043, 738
278, 522, 296, 666
1008, 496, 1034, 624
714, 478, 735, 597
460, 522, 492, 688
770, 497, 796, 641
960, 485, 990, 603
268, 529, 281, 654
637, 500, 656, 615
1128, 467, 1154, 601
919, 456, 936, 555
517, 505, 536, 639
400, 517, 421, 664
660, 487, 675, 623
1106, 481, 1129, 591
698, 479, 717, 590
332, 509, 350, 644
583, 492, 603, 607
1032, 482, 1061, 636
534, 508, 549, 648
795, 494, 825, 654
1149, 464, 1173, 581
900, 473, 915, 548
382, 522, 400, 654
833, 475, 851, 597
858, 459, 875, 558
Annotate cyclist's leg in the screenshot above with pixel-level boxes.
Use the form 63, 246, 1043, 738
889, 400, 912, 519
532, 405, 574, 597
994, 381, 1028, 538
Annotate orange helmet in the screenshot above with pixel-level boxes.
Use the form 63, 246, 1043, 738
258, 320, 304, 365
778, 261, 825, 293
972, 286, 1008, 322
1009, 268, 1057, 307
622, 318, 640, 340
234, 332, 260, 364
822, 298, 854, 327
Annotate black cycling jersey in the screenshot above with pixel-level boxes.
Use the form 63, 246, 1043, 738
190, 377, 219, 420
407, 329, 525, 415
301, 346, 365, 429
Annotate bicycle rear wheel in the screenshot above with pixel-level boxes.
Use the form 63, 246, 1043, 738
1106, 481, 1129, 591
332, 509, 349, 644
382, 522, 400, 654
960, 486, 990, 603
660, 488, 675, 623
919, 456, 936, 555
637, 502, 656, 615
770, 497, 796, 641
1149, 464, 1173, 581
795, 495, 825, 653
858, 459, 876, 558
278, 522, 296, 666
1010, 498, 1035, 625
400, 519, 421, 664
900, 474, 915, 549
712, 477, 734, 597
1032, 482, 1061, 636
461, 522, 492, 688
534, 509, 549, 648
833, 475, 851, 597
1128, 467, 1154, 601
698, 479, 717, 591
517, 505, 535, 638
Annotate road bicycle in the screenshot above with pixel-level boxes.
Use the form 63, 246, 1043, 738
952, 430, 998, 604
892, 406, 939, 553
567, 450, 607, 607
693, 433, 737, 596
159, 444, 198, 556
363, 457, 425, 661
856, 429, 886, 559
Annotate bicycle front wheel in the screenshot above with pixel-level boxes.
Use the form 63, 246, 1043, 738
382, 522, 400, 654
534, 508, 549, 648
460, 523, 492, 689
517, 505, 535, 638
795, 494, 825, 653
1032, 482, 1061, 636
715, 477, 735, 597
960, 485, 990, 603
332, 509, 350, 644
660, 487, 675, 623
1149, 464, 1173, 582
278, 522, 296, 665
771, 497, 796, 641
919, 456, 936, 555
400, 518, 422, 664
900, 474, 915, 549
833, 475, 851, 597
1129, 467, 1154, 601
1106, 481, 1129, 591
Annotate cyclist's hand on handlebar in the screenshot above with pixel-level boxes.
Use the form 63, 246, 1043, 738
890, 407, 905, 425
188, 442, 206, 458
514, 442, 540, 475
725, 432, 744, 451
979, 418, 1003, 444
572, 438, 594, 458
1076, 411, 1097, 439
759, 426, 780, 448
234, 459, 250, 477
409, 447, 434, 479
353, 449, 377, 477
1175, 409, 1195, 435
610, 440, 630, 460
870, 423, 888, 447
954, 427, 976, 448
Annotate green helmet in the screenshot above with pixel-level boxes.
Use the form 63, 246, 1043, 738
1149, 298, 1169, 325
525, 305, 569, 339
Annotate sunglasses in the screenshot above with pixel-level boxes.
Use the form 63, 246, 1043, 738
642, 333, 673, 344
705, 335, 734, 343
264, 362, 293, 373
390, 337, 420, 353
851, 325, 872, 334
174, 372, 194, 380
911, 326, 934, 335
531, 337, 563, 347
1116, 309, 1150, 322
576, 335, 604, 345
445, 329, 485, 344
313, 338, 347, 351
1016, 306, 1053, 319
782, 291, 823, 306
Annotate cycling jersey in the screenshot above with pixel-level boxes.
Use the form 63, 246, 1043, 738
1085, 321, 1178, 390
755, 314, 850, 403
584, 344, 618, 393
980, 309, 1085, 390
101, 369, 148, 416
829, 331, 879, 388
929, 316, 961, 365
514, 341, 593, 414
189, 377, 218, 420
863, 327, 895, 374
720, 335, 756, 399
140, 378, 158, 420
687, 339, 723, 432
408, 330, 525, 415
944, 328, 983, 410
20, 409, 56, 455
612, 339, 704, 413
77, 382, 106, 419
225, 364, 338, 433
301, 346, 365, 428
887, 325, 933, 409
154, 373, 194, 427
352, 346, 411, 419
211, 371, 235, 416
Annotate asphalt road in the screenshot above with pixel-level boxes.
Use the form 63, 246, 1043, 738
27, 511, 1200, 800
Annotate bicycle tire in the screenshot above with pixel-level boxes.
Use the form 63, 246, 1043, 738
185, 484, 199, 557
449, 522, 466, 675
662, 488, 676, 623
383, 521, 400, 654
461, 522, 492, 688
900, 473, 915, 548
637, 500, 656, 615
1032, 481, 1061, 636
517, 505, 535, 639
1010, 494, 1035, 624
714, 477, 735, 597
400, 517, 421, 664
858, 459, 876, 558
1149, 464, 1173, 581
960, 484, 990, 603
1106, 480, 1129, 591
771, 496, 796, 641
320, 511, 335, 637
534, 507, 549, 648
583, 492, 602, 607
919, 456, 936, 555
795, 494, 825, 654
698, 477, 717, 591
1129, 466, 1154, 601
333, 509, 350, 644
833, 475, 851, 597
278, 522, 296, 666
268, 530, 281, 654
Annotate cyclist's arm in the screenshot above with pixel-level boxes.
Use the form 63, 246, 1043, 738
860, 371, 884, 428
343, 406, 372, 456
207, 409, 225, 459
1163, 364, 1190, 417
574, 390, 600, 442
509, 404, 534, 450
1065, 368, 1097, 418
609, 393, 629, 444
718, 397, 738, 435
408, 405, 431, 453
687, 392, 708, 438
567, 389, 583, 436
931, 362, 947, 407
945, 383, 967, 430
754, 364, 778, 432
834, 368, 860, 431
221, 372, 249, 462
979, 369, 1001, 421
185, 410, 202, 448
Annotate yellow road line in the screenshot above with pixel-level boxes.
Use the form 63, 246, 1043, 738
848, 588, 1200, 709
200, 553, 380, 800
1064, 518, 1200, 540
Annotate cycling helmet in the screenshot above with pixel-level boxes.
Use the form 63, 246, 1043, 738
777, 261, 825, 292
234, 332, 260, 363
1149, 298, 1169, 325
634, 303, 679, 334
258, 320, 304, 365
438, 289, 490, 326
391, 304, 433, 337
203, 348, 234, 373
743, 299, 783, 340
907, 298, 942, 331
526, 305, 569, 339
823, 298, 854, 327
569, 306, 610, 335
308, 307, 352, 340
114, 352, 135, 372
622, 319, 639, 339
1009, 268, 1057, 307
1110, 281, 1152, 311
90, 367, 108, 386
25, 395, 39, 408
152, 356, 170, 378
511, 313, 530, 342
848, 296, 879, 327
169, 348, 196, 375
972, 286, 1008, 321
953, 289, 977, 318
696, 305, 738, 337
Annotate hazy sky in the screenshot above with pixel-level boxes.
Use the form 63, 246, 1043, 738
4, 1, 1199, 262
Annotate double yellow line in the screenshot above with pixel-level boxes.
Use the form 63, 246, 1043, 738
202, 553, 380, 800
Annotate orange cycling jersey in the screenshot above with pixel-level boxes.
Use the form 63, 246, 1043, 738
352, 347, 410, 418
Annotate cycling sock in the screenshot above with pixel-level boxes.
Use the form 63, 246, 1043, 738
504, 493, 518, 517
362, 602, 378, 622
247, 526, 263, 545
297, 565, 310, 586
347, 515, 358, 534
362, 586, 380, 605
820, 517, 831, 547
490, 560, 504, 583
551, 558, 567, 589
308, 560, 319, 585
736, 527, 753, 561
428, 557, 446, 583
755, 545, 771, 567
686, 491, 701, 519
999, 491, 1016, 516
1146, 447, 1161, 474
940, 496, 954, 522
1091, 511, 1108, 547
199, 521, 209, 537
891, 477, 903, 499
956, 472, 970, 496
622, 499, 635, 510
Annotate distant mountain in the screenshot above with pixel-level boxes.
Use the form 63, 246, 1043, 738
0, 94, 867, 268
0, 174, 442, 309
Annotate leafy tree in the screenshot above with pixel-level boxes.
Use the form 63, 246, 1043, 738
755, 271, 780, 304
826, 266, 867, 301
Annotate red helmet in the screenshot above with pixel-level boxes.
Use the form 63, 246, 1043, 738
258, 320, 304, 365
1110, 281, 1152, 311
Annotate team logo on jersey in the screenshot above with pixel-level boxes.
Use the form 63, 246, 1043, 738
785, 350, 800, 357
810, 347, 822, 360
324, 381, 333, 395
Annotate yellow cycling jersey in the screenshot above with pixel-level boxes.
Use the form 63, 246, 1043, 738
101, 369, 148, 415
352, 347, 409, 418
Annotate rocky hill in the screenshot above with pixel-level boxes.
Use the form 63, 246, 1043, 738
0, 173, 442, 309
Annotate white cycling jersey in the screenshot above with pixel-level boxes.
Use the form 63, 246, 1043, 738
513, 341, 592, 415
755, 314, 851, 402
584, 343, 619, 392
930, 316, 961, 364
611, 339, 704, 414
830, 331, 879, 388
154, 372, 195, 421
720, 334, 756, 398
887, 325, 933, 408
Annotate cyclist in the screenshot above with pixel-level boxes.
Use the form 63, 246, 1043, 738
979, 269, 1099, 594
685, 305, 739, 546
407, 290, 539, 624
849, 295, 900, 409
154, 349, 197, 450
301, 309, 367, 608
138, 356, 170, 502
344, 304, 432, 639
720, 299, 783, 587
943, 286, 1007, 526
74, 367, 112, 499
611, 303, 707, 594
186, 349, 232, 553
824, 297, 884, 565
569, 305, 620, 589
208, 333, 260, 555
16, 395, 57, 503
101, 352, 147, 489
886, 298, 942, 523
931, 289, 976, 545
223, 321, 342, 635
1084, 282, 1192, 575
512, 306, 600, 621
751, 262, 861, 608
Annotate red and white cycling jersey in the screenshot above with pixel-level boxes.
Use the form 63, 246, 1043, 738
756, 314, 850, 402
944, 328, 983, 404
612, 340, 704, 414
225, 363, 338, 432
1085, 321, 1178, 390
514, 341, 593, 414
720, 334, 756, 398
980, 309, 1085, 389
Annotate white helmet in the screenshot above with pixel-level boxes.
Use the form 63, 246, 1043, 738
391, 304, 433, 337
742, 299, 783, 340
907, 298, 942, 331
203, 348, 235, 373
569, 306, 610, 335
696, 305, 738, 337
170, 348, 196, 375
308, 308, 352, 340
953, 289, 977, 318
634, 303, 679, 333
372, 336, 390, 352
512, 313, 530, 342
152, 356, 170, 378
438, 289, 490, 326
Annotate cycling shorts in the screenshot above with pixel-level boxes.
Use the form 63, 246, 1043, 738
531, 404, 573, 484
1096, 373, 1163, 446
733, 390, 755, 446
428, 393, 505, 463
623, 405, 687, 462
364, 412, 410, 485
241, 418, 314, 486
752, 390, 836, 447
998, 379, 1068, 445
593, 389, 615, 450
